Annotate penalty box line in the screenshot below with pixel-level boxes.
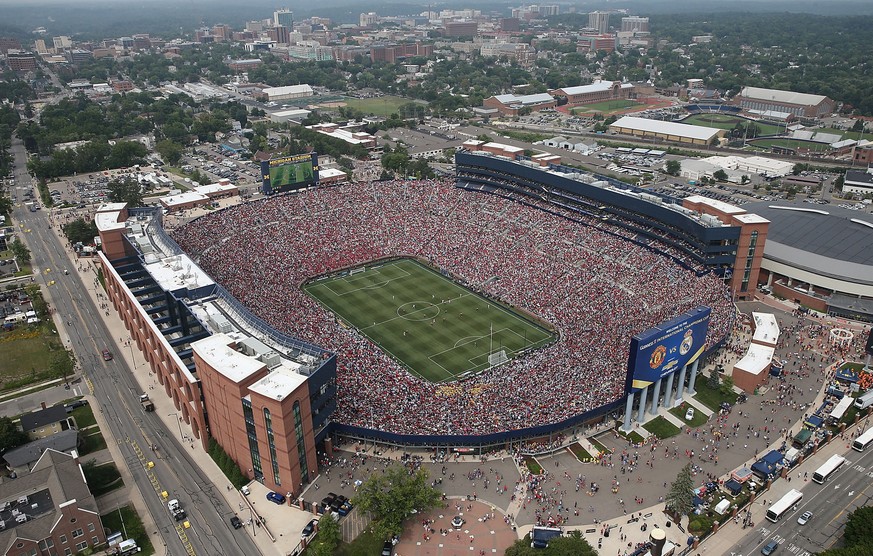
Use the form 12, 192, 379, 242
322, 262, 411, 297
428, 327, 527, 376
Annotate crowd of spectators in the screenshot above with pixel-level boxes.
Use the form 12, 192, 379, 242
172, 178, 735, 436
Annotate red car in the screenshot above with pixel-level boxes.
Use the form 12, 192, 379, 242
102, 349, 112, 361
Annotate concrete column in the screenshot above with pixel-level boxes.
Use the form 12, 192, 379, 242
637, 385, 649, 425
649, 378, 662, 416
675, 363, 688, 405
664, 371, 676, 409
687, 359, 700, 396
621, 392, 635, 432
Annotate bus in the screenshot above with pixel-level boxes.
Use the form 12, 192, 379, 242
766, 489, 803, 522
853, 426, 873, 452
812, 454, 846, 484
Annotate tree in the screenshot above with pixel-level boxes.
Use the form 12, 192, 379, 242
505, 531, 597, 556
665, 159, 681, 176
155, 139, 183, 165
713, 169, 728, 182
10, 238, 31, 264
49, 349, 75, 384
707, 366, 720, 389
107, 176, 144, 207
0, 194, 12, 218
720, 375, 735, 398
665, 463, 695, 519
315, 512, 341, 550
352, 464, 442, 541
820, 506, 873, 556
0, 415, 28, 453
62, 218, 99, 245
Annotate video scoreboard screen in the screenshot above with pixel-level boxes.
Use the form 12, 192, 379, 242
261, 152, 319, 194
625, 306, 711, 393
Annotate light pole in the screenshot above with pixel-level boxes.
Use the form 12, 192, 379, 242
168, 413, 183, 440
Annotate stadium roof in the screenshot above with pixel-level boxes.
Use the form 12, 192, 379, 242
610, 116, 720, 141
556, 81, 634, 96
491, 92, 554, 106
739, 86, 829, 107
744, 201, 873, 284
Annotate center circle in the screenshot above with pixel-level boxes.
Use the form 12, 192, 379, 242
397, 301, 440, 321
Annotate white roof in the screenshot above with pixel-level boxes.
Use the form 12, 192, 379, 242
734, 213, 770, 225
318, 167, 347, 178
684, 194, 745, 215
191, 334, 265, 383
611, 116, 720, 141
734, 343, 775, 376
161, 191, 209, 207
751, 312, 780, 345
558, 81, 632, 96
94, 203, 127, 232
740, 86, 828, 107
262, 84, 313, 96
194, 183, 237, 195
144, 253, 214, 292
491, 93, 554, 106
484, 142, 523, 153
271, 109, 311, 118
248, 365, 307, 402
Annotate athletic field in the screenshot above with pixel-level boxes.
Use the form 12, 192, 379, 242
304, 259, 554, 382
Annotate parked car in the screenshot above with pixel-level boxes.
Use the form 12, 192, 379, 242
761, 540, 778, 555
230, 516, 242, 529
302, 519, 318, 536
266, 491, 286, 504
381, 540, 393, 556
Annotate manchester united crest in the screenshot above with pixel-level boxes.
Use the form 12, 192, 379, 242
649, 345, 667, 369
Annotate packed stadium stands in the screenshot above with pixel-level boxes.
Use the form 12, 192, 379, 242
172, 179, 735, 437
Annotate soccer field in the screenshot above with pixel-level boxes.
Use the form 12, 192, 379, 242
304, 259, 555, 382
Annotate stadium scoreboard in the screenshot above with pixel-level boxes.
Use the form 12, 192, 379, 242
625, 306, 711, 393
261, 152, 319, 194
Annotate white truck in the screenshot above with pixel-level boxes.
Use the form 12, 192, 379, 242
168, 499, 187, 521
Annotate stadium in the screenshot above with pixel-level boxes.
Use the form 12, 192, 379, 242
164, 152, 739, 444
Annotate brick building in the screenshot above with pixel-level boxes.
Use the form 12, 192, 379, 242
551, 80, 633, 107
0, 450, 107, 556
733, 86, 835, 119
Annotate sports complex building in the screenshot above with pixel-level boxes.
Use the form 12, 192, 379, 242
93, 148, 783, 494
743, 201, 873, 322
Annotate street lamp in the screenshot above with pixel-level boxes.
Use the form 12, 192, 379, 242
168, 413, 183, 440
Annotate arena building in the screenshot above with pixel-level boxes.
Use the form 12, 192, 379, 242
551, 81, 634, 107
96, 203, 336, 498
609, 116, 724, 145
733, 86, 835, 119
743, 201, 873, 321
483, 93, 557, 116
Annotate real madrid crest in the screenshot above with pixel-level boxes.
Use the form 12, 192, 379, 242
680, 329, 694, 356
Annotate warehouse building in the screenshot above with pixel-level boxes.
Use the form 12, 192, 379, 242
483, 92, 556, 116
609, 116, 723, 145
258, 84, 313, 102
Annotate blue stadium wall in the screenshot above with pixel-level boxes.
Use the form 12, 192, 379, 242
454, 152, 741, 272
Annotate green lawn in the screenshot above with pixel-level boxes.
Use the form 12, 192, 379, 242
84, 462, 123, 496
304, 258, 554, 382
334, 528, 383, 556
747, 138, 831, 152
70, 403, 97, 428
0, 329, 60, 391
524, 457, 543, 474
589, 437, 609, 454
669, 404, 708, 427
102, 505, 155, 556
341, 96, 421, 117
572, 99, 641, 113
80, 431, 107, 455
683, 114, 785, 136
692, 380, 738, 411
642, 416, 681, 439
568, 443, 594, 462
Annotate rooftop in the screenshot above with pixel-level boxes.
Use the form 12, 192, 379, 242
191, 334, 265, 383
19, 406, 68, 432
735, 343, 775, 376
739, 86, 829, 107
143, 254, 215, 294
611, 116, 720, 141
684, 194, 745, 215
557, 81, 633, 96
751, 312, 780, 346
248, 365, 308, 402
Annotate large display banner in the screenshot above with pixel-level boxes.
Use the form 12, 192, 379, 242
625, 306, 712, 392
261, 152, 319, 194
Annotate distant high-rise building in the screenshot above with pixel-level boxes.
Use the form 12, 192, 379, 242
52, 35, 72, 50
538, 5, 560, 17
444, 21, 478, 38
7, 50, 37, 71
588, 11, 610, 34
33, 38, 47, 54
621, 16, 649, 33
360, 12, 379, 27
0, 37, 21, 54
271, 25, 290, 45
275, 8, 293, 30
500, 18, 521, 32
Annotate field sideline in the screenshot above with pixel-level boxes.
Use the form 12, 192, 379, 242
304, 258, 554, 382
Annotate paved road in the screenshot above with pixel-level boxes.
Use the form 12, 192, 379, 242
9, 139, 261, 556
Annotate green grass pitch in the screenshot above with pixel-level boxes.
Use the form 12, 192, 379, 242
304, 259, 555, 382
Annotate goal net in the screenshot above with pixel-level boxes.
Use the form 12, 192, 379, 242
488, 350, 509, 367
